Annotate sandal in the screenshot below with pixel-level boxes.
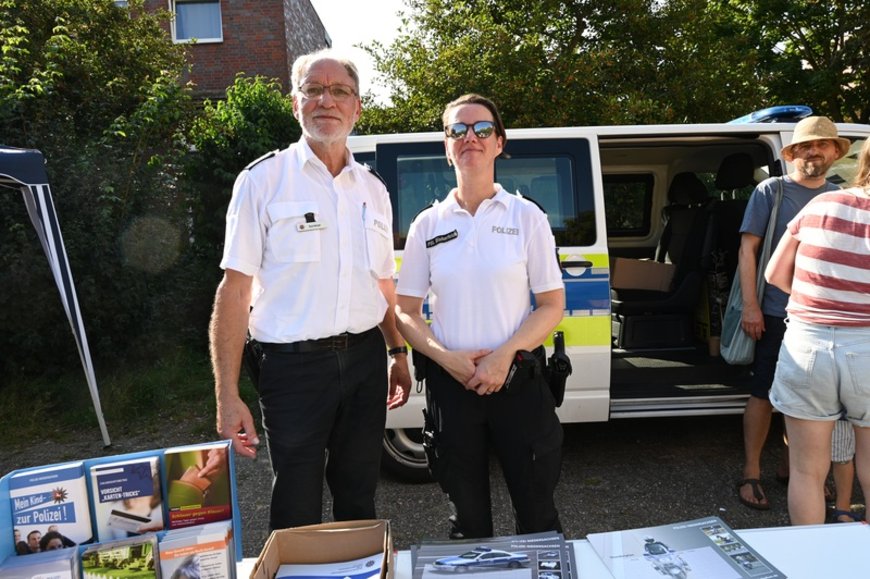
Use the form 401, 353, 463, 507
831, 509, 861, 523
737, 478, 770, 511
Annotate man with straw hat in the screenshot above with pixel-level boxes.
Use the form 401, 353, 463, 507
736, 116, 851, 511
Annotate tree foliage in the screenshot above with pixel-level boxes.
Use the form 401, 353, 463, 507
725, 0, 870, 123
359, 0, 866, 131
182, 74, 300, 327
0, 0, 192, 376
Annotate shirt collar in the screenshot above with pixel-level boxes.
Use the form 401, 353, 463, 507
439, 184, 510, 217
296, 137, 355, 177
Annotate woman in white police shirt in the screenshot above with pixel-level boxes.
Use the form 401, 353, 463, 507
395, 94, 565, 539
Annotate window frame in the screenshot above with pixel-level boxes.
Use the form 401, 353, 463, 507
170, 0, 223, 44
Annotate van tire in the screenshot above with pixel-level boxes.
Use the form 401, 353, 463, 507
381, 428, 432, 483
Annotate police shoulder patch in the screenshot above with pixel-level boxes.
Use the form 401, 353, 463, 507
364, 163, 388, 189
515, 191, 547, 215
244, 149, 278, 171
411, 200, 438, 223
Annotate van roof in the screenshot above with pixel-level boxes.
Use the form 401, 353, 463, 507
348, 120, 870, 148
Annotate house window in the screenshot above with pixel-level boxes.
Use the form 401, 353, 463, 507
172, 0, 223, 43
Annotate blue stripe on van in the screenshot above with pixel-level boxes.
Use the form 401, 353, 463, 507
564, 271, 611, 315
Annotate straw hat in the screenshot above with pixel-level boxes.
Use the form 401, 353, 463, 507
781, 116, 851, 161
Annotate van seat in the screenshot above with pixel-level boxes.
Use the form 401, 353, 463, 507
713, 153, 757, 280
611, 172, 714, 315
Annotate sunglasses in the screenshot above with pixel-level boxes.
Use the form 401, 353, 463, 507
444, 121, 496, 140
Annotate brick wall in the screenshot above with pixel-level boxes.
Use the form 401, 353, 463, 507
145, 0, 329, 99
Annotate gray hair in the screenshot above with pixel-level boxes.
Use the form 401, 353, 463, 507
291, 49, 360, 94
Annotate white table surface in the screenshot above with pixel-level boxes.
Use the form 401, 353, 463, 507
239, 522, 870, 579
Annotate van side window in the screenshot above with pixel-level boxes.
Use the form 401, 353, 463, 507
386, 138, 596, 248
496, 138, 596, 247
603, 174, 654, 237
395, 154, 456, 243
828, 136, 867, 186
495, 156, 575, 230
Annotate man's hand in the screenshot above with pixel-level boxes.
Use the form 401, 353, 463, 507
387, 354, 412, 409
741, 302, 766, 341
216, 394, 260, 459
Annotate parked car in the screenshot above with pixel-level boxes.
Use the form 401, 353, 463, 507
433, 546, 530, 571
347, 108, 870, 481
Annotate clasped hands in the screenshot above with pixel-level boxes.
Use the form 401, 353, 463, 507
443, 348, 512, 396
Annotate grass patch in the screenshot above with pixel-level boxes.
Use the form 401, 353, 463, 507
0, 348, 257, 450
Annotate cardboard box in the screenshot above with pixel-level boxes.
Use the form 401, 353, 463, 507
249, 519, 393, 579
610, 257, 675, 292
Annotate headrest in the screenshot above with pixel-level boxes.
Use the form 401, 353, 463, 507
715, 153, 756, 190
667, 172, 709, 205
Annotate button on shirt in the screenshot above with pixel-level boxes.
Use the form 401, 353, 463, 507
397, 186, 563, 351
221, 139, 395, 343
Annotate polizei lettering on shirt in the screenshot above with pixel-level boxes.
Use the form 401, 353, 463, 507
426, 230, 459, 248
492, 225, 519, 235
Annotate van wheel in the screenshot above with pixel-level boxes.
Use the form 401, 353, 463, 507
381, 428, 432, 483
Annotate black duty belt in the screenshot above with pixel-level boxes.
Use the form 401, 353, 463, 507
258, 327, 379, 353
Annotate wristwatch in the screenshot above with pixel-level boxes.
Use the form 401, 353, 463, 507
387, 346, 408, 357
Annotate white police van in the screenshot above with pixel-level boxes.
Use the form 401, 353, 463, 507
347, 106, 870, 481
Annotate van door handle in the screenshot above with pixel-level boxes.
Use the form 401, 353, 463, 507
560, 260, 593, 269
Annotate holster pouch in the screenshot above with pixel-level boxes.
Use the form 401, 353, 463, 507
421, 406, 447, 491
411, 347, 428, 393
545, 331, 572, 407
502, 349, 541, 390
242, 334, 263, 390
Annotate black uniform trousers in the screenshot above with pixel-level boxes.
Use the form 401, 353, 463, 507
257, 327, 387, 530
425, 354, 563, 539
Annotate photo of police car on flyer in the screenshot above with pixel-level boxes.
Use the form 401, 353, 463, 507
410, 530, 576, 579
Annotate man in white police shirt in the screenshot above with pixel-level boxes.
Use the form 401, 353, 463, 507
209, 49, 411, 530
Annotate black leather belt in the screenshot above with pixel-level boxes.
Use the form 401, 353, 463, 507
259, 327, 379, 353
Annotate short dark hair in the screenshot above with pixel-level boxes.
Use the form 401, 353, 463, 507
442, 93, 507, 143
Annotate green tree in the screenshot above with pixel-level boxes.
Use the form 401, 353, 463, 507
725, 0, 870, 123
182, 74, 300, 328
0, 0, 192, 376
360, 0, 866, 131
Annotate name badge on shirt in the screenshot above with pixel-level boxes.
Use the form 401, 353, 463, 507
426, 229, 458, 248
297, 211, 326, 232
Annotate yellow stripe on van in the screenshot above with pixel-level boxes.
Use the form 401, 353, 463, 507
553, 316, 611, 347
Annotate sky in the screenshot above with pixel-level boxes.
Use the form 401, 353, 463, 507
308, 0, 408, 104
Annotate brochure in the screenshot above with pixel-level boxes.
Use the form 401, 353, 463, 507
276, 552, 383, 579
411, 531, 575, 579
586, 516, 786, 579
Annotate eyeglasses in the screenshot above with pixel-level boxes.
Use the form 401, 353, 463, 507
444, 121, 496, 140
298, 83, 358, 102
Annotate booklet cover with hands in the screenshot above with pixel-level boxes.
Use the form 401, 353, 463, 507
164, 442, 232, 530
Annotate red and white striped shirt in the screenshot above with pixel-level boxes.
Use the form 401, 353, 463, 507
787, 188, 870, 326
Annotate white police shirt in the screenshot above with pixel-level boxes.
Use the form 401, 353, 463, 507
221, 139, 395, 343
397, 186, 563, 352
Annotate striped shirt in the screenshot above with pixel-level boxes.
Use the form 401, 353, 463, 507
786, 188, 870, 326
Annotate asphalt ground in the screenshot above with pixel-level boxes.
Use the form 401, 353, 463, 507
234, 413, 866, 557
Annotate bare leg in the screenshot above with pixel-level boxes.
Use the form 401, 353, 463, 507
832, 460, 856, 521
740, 396, 774, 507
854, 426, 870, 523
785, 416, 834, 525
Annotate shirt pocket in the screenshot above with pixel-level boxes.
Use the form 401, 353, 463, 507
364, 208, 392, 276
266, 201, 321, 263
